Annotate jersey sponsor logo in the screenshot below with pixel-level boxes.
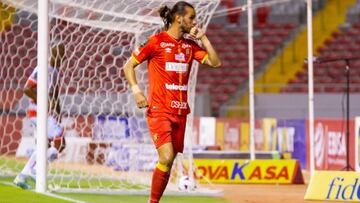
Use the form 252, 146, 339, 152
160, 42, 175, 48
182, 43, 191, 49
165, 62, 188, 72
175, 52, 185, 61
170, 100, 188, 109
165, 83, 188, 91
165, 47, 172, 53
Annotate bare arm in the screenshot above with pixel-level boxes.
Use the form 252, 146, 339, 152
24, 86, 37, 102
200, 35, 221, 68
123, 57, 149, 109
190, 26, 221, 68
24, 84, 61, 117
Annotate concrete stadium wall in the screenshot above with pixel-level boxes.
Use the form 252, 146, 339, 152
255, 93, 360, 119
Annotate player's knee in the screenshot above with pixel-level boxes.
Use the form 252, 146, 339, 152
159, 153, 175, 167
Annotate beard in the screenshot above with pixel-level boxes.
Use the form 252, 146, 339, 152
180, 20, 192, 34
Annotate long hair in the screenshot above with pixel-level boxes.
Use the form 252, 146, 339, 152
159, 1, 194, 30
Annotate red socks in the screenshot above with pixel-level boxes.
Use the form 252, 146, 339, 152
149, 166, 170, 203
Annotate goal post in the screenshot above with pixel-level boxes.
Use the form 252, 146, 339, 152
0, 0, 221, 195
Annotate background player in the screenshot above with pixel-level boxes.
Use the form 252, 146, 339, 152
14, 43, 66, 189
123, 1, 221, 202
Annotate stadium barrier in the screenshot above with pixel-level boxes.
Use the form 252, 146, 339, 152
194, 159, 304, 184
305, 171, 360, 202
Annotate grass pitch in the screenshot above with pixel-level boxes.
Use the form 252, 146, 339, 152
0, 177, 231, 203
0, 156, 231, 202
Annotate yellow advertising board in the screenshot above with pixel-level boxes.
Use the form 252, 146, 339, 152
305, 171, 360, 202
194, 159, 303, 184
215, 121, 225, 149
240, 123, 249, 151
262, 118, 277, 151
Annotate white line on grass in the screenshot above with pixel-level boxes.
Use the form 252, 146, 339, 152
43, 192, 88, 203
0, 181, 87, 203
0, 181, 14, 186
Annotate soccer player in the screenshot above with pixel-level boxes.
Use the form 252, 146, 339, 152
123, 1, 221, 202
14, 43, 66, 189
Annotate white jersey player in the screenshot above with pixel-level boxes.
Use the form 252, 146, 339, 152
14, 44, 66, 190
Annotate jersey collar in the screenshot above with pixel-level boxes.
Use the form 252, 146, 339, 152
163, 31, 183, 44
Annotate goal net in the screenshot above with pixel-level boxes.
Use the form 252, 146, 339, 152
0, 0, 221, 195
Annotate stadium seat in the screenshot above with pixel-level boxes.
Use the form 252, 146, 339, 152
223, 86, 237, 94
214, 94, 230, 103
256, 6, 271, 26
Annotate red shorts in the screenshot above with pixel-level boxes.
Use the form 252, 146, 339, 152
147, 112, 187, 153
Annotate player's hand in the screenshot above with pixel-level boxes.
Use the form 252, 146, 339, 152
189, 26, 205, 40
134, 92, 149, 109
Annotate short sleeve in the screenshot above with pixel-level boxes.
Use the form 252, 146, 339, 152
192, 42, 208, 64
25, 68, 38, 88
132, 36, 156, 64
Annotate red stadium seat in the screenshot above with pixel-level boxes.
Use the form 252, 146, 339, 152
207, 23, 223, 30
214, 94, 230, 103
223, 86, 237, 94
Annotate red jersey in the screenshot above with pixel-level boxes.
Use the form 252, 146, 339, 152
132, 32, 208, 116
